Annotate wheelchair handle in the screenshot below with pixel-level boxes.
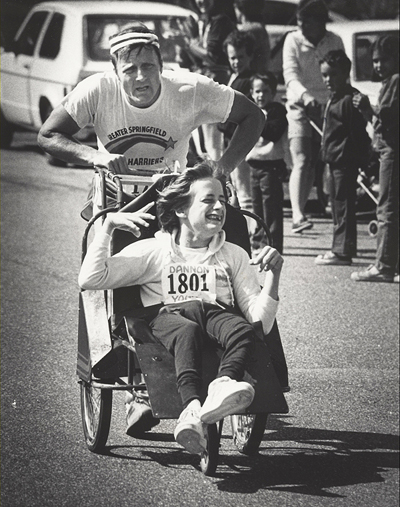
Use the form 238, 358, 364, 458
94, 167, 124, 209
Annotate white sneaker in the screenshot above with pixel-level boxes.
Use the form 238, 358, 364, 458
199, 376, 255, 424
174, 407, 206, 454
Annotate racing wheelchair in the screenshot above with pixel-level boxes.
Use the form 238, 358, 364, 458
77, 169, 289, 476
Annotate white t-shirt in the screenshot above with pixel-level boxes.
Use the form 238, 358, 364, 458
62, 70, 235, 175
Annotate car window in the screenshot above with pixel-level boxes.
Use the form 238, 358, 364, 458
85, 15, 188, 63
39, 12, 65, 59
15, 11, 48, 56
354, 30, 399, 81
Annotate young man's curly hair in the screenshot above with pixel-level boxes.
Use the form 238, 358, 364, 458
156, 162, 225, 233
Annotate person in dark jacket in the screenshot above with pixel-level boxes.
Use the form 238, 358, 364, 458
315, 49, 371, 265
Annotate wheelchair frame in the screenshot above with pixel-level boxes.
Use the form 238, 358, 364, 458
77, 169, 289, 476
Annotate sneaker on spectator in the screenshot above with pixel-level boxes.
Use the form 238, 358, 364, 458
174, 407, 206, 454
315, 251, 352, 265
199, 376, 255, 424
292, 218, 313, 234
126, 395, 160, 437
350, 264, 394, 283
394, 274, 399, 283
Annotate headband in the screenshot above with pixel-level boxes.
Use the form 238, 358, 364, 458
109, 32, 160, 55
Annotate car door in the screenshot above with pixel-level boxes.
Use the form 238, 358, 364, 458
1, 10, 49, 126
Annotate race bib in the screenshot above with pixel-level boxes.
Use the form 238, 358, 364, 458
162, 264, 217, 305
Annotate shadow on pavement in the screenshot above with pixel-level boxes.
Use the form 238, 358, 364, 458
212, 415, 399, 497
100, 415, 398, 499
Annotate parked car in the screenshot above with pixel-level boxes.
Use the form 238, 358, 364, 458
0, 1, 197, 150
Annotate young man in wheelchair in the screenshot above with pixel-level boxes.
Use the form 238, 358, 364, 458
79, 163, 283, 455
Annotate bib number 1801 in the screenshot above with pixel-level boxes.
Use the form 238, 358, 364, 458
167, 272, 208, 294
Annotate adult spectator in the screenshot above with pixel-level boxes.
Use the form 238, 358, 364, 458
182, 0, 236, 159
233, 0, 271, 74
283, 0, 344, 233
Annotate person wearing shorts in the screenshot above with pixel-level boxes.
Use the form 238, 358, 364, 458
283, 0, 344, 233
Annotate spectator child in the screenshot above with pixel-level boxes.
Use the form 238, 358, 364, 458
219, 29, 256, 212
246, 73, 288, 254
315, 49, 371, 265
351, 35, 399, 282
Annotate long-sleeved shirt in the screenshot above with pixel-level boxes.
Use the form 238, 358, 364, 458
373, 73, 399, 150
283, 29, 345, 105
79, 229, 279, 335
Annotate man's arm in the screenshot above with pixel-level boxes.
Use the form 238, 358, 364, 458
216, 91, 265, 177
37, 105, 130, 173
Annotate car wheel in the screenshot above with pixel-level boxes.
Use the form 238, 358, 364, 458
1, 110, 15, 148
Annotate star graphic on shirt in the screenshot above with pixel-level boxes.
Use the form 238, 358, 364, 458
164, 137, 177, 151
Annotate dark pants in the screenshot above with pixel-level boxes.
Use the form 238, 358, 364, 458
375, 145, 399, 274
149, 300, 256, 408
250, 160, 285, 254
329, 163, 358, 258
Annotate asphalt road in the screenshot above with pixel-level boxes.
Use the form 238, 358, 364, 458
1, 133, 399, 507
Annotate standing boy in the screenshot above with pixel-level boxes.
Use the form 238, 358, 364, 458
246, 73, 288, 254
315, 50, 371, 265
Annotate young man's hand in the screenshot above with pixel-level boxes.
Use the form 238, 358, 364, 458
250, 246, 284, 273
105, 202, 155, 236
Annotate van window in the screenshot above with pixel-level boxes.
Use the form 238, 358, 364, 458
15, 11, 48, 56
85, 15, 187, 64
39, 12, 65, 59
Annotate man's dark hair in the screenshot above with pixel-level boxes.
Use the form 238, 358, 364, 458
110, 22, 162, 69
251, 72, 278, 94
223, 30, 255, 56
297, 0, 329, 22
320, 49, 351, 76
157, 162, 223, 233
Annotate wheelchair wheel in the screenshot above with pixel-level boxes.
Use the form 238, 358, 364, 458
200, 423, 220, 476
368, 220, 378, 237
80, 382, 112, 452
231, 413, 268, 456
